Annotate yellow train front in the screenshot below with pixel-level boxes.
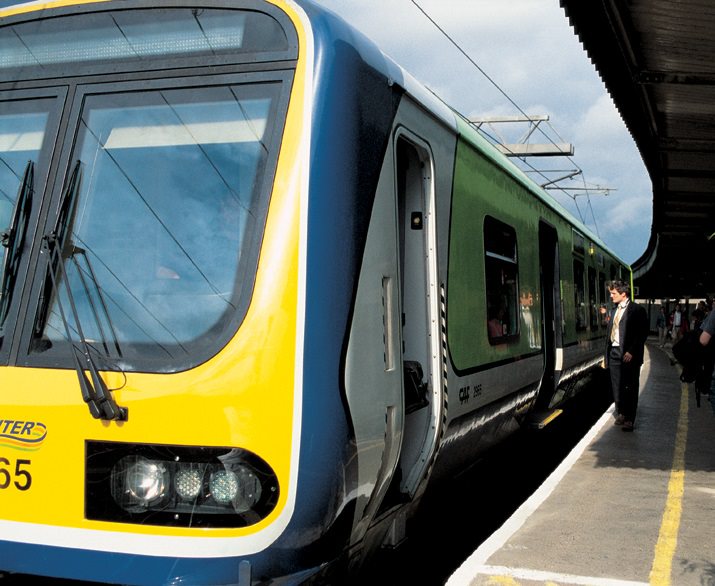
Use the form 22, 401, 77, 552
0, 0, 629, 584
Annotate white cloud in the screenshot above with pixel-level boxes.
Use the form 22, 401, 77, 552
573, 94, 626, 145
313, 0, 653, 263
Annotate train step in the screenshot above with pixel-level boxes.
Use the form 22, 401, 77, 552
524, 408, 563, 429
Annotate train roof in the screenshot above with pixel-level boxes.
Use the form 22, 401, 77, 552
453, 112, 620, 260
295, 0, 624, 265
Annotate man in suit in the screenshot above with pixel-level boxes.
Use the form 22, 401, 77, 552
605, 280, 649, 431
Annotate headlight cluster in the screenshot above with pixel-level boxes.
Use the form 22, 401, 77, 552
86, 442, 279, 528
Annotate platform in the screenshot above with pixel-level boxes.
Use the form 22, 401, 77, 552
446, 341, 715, 586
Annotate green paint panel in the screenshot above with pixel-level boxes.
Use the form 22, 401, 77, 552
447, 136, 541, 370
445, 117, 631, 372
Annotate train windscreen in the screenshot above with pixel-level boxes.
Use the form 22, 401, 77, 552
28, 81, 285, 370
0, 99, 54, 337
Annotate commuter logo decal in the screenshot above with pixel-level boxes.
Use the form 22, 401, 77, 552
0, 420, 48, 451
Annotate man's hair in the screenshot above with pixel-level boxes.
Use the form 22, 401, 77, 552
608, 279, 630, 296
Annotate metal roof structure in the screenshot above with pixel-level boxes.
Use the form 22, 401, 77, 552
560, 0, 715, 300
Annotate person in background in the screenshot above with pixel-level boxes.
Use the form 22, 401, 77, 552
605, 280, 649, 431
520, 290, 539, 349
656, 306, 667, 347
487, 305, 506, 340
697, 305, 715, 413
691, 300, 708, 330
682, 307, 690, 338
670, 304, 684, 345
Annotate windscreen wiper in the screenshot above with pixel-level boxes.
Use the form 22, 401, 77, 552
71, 243, 122, 359
42, 162, 127, 421
0, 160, 34, 331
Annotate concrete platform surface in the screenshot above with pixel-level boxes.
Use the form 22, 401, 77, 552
447, 342, 715, 586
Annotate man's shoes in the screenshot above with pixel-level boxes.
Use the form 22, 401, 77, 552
621, 421, 634, 432
614, 414, 625, 426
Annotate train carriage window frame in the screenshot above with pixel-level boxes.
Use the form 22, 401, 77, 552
0, 3, 299, 80
598, 271, 608, 328
588, 266, 598, 331
483, 216, 519, 345
571, 229, 588, 331
572, 230, 586, 256
0, 87, 66, 361
573, 259, 586, 331
20, 70, 293, 374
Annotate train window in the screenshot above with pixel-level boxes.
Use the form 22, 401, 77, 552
484, 217, 519, 344
0, 96, 59, 344
28, 78, 286, 371
588, 266, 597, 330
0, 9, 293, 74
599, 272, 608, 327
0, 105, 49, 293
572, 230, 585, 256
573, 259, 586, 330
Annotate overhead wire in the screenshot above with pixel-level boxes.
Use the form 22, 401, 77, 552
409, 0, 603, 235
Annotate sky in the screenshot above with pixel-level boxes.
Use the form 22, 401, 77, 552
313, 0, 653, 265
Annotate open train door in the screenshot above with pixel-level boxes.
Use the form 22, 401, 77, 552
376, 131, 442, 523
533, 220, 563, 414
347, 114, 450, 550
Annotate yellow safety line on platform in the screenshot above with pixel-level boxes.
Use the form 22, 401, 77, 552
648, 381, 689, 585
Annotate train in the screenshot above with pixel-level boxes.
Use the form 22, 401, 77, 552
0, 0, 630, 583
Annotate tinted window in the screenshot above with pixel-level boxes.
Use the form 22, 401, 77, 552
484, 216, 519, 344
574, 259, 586, 330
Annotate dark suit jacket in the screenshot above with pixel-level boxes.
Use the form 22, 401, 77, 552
606, 301, 649, 365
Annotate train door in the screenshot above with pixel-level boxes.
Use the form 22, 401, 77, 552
346, 117, 449, 543
390, 132, 441, 499
535, 221, 562, 409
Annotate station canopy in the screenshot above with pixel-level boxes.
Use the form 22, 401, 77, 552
561, 0, 715, 300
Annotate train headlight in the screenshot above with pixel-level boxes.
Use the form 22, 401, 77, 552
122, 457, 169, 507
209, 469, 239, 504
175, 466, 203, 501
208, 464, 262, 512
86, 442, 279, 528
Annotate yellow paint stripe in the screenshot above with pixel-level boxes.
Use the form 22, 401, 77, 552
486, 576, 519, 585
648, 381, 689, 585
540, 408, 563, 427
0, 440, 42, 451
